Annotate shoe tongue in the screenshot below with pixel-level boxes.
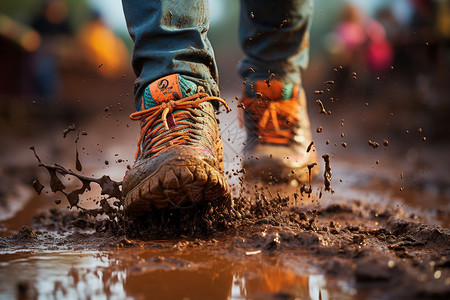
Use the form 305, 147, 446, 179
247, 80, 295, 101
140, 74, 197, 110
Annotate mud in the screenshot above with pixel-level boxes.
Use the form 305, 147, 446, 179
1, 187, 449, 299
2, 139, 448, 299
322, 154, 332, 193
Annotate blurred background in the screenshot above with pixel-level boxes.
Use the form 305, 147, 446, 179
1, 0, 449, 229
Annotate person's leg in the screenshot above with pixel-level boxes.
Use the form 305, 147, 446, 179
238, 0, 317, 182
121, 0, 219, 109
121, 0, 230, 212
238, 0, 313, 86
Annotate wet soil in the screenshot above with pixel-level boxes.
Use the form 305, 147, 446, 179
1, 183, 449, 299
1, 64, 449, 299
1, 134, 449, 299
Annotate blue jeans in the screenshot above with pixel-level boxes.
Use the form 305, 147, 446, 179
122, 0, 313, 108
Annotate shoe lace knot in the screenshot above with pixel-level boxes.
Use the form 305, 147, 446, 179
130, 93, 228, 159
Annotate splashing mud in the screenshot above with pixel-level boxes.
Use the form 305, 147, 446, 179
30, 147, 122, 230
322, 154, 333, 193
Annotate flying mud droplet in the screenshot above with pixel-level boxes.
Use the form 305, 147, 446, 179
299, 162, 317, 198
32, 179, 44, 195
324, 80, 335, 85
264, 73, 275, 87
75, 149, 82, 171
306, 141, 314, 153
75, 130, 83, 171
368, 140, 379, 148
62, 124, 76, 138
341, 142, 347, 148
322, 154, 333, 193
316, 126, 323, 133
316, 100, 328, 115
383, 139, 389, 147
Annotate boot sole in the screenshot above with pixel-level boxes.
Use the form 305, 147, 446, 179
124, 157, 231, 214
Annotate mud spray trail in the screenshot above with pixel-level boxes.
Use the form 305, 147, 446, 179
0, 89, 449, 299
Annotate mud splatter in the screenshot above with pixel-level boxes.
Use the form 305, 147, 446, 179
264, 73, 275, 87
368, 140, 380, 148
62, 124, 76, 138
75, 150, 82, 172
299, 163, 317, 198
316, 100, 328, 115
30, 147, 122, 221
75, 130, 82, 171
322, 154, 333, 192
306, 141, 314, 153
32, 179, 44, 195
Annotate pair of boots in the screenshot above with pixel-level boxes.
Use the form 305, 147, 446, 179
122, 74, 317, 212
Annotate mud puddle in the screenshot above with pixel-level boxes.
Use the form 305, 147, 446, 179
0, 246, 354, 299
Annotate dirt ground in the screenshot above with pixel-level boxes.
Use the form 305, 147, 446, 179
1, 59, 449, 299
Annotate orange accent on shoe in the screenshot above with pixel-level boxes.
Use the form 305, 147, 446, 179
240, 82, 300, 145
255, 80, 284, 100
149, 74, 182, 104
130, 93, 229, 159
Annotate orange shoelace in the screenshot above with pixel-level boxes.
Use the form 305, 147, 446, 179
130, 93, 229, 159
240, 97, 300, 145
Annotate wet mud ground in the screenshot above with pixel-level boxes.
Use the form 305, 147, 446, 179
1, 72, 450, 299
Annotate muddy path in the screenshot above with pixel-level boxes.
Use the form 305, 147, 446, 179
1, 83, 450, 299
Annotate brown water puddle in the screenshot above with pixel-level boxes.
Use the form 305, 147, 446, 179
0, 244, 356, 300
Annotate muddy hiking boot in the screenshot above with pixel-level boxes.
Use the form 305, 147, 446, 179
123, 74, 231, 213
239, 80, 318, 182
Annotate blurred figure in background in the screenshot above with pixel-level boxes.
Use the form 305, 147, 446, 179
30, 0, 72, 102
325, 3, 393, 96
78, 11, 129, 78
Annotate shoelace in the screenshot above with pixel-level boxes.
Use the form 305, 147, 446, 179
130, 93, 229, 159
241, 97, 300, 145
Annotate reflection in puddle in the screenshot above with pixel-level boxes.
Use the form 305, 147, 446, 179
0, 247, 357, 299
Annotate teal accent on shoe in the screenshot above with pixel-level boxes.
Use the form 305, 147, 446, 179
179, 75, 197, 98
142, 88, 157, 109
139, 75, 198, 110
282, 82, 294, 100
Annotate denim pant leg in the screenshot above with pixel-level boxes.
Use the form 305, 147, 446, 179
238, 0, 314, 86
121, 0, 218, 109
